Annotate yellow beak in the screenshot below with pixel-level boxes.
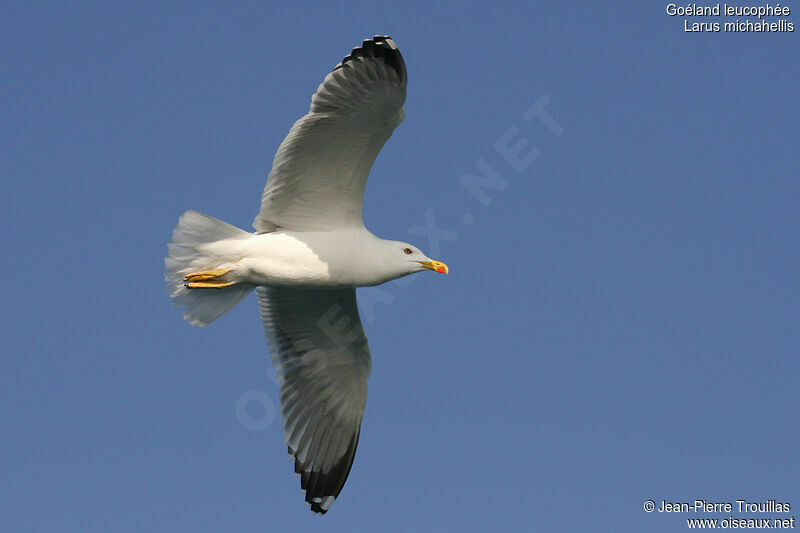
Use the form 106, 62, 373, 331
418, 260, 449, 274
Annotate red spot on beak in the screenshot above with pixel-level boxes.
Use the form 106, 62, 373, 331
436, 266, 446, 273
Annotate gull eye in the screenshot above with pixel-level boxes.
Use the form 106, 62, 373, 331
403, 247, 413, 255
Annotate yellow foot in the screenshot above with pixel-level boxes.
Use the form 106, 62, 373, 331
184, 267, 234, 289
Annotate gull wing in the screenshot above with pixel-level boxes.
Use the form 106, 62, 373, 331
256, 286, 371, 514
254, 35, 407, 232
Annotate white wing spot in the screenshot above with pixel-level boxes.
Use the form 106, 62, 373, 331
321, 496, 335, 511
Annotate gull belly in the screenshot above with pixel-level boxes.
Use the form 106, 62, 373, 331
232, 232, 333, 287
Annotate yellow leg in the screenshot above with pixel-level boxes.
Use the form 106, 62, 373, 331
184, 267, 231, 282
185, 280, 235, 289
184, 267, 234, 289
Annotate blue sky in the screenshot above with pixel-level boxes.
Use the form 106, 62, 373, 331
3, 1, 798, 531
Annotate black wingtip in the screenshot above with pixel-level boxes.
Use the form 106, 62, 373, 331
334, 35, 407, 86
289, 428, 362, 515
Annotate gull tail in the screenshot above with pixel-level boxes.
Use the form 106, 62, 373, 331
165, 210, 254, 326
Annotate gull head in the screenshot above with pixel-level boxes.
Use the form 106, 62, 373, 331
376, 240, 449, 280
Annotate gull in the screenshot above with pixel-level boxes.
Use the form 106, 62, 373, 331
164, 35, 448, 514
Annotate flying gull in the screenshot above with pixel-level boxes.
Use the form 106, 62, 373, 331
165, 35, 448, 514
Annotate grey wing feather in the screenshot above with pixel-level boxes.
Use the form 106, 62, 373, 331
256, 286, 371, 514
254, 36, 407, 232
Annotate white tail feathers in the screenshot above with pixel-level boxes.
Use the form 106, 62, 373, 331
165, 210, 254, 326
